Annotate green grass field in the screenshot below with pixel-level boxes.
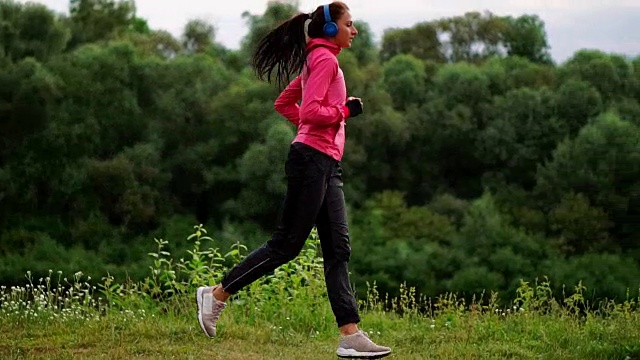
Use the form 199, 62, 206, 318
2, 298, 639, 359
2, 226, 639, 359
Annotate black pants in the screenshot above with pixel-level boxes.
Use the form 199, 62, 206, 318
220, 142, 360, 327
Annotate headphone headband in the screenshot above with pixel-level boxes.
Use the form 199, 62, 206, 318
323, 4, 332, 23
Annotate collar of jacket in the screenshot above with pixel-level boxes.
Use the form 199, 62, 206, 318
306, 38, 341, 56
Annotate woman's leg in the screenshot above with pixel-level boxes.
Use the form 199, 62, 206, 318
314, 162, 360, 331
197, 142, 332, 337
219, 143, 330, 294
316, 162, 392, 358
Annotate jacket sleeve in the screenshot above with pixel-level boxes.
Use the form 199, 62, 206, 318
299, 52, 350, 125
274, 76, 302, 126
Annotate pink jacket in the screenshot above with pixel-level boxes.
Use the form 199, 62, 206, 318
274, 38, 351, 161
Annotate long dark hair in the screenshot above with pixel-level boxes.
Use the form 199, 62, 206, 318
252, 1, 350, 88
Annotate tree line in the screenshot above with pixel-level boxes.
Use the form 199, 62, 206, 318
1, 0, 639, 304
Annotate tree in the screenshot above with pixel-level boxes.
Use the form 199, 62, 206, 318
349, 191, 459, 297
480, 56, 555, 98
547, 192, 612, 254
0, 58, 62, 227
380, 22, 444, 63
502, 14, 551, 64
240, 0, 299, 59
0, 58, 60, 164
67, 0, 137, 46
436, 11, 508, 63
127, 29, 181, 59
182, 19, 215, 54
382, 54, 426, 110
47, 41, 145, 158
535, 113, 640, 250
0, 1, 70, 62
346, 20, 377, 66
86, 143, 167, 233
231, 120, 293, 223
560, 50, 632, 103
136, 51, 235, 222
554, 79, 603, 136
396, 63, 493, 199
477, 87, 562, 189
434, 62, 492, 120
634, 56, 640, 102
451, 192, 552, 297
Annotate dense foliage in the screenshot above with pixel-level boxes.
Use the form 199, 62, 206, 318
1, 0, 639, 304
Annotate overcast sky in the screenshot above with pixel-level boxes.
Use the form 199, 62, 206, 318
20, 0, 640, 63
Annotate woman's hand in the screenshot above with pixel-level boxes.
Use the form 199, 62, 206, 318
345, 97, 363, 118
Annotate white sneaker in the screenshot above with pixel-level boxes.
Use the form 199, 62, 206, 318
196, 286, 227, 337
336, 330, 392, 359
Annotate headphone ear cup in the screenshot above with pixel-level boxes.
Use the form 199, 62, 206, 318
323, 22, 338, 37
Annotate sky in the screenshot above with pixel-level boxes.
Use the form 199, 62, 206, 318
18, 0, 640, 63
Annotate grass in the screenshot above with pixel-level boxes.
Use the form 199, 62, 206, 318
1, 225, 640, 359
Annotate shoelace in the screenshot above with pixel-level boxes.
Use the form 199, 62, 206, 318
357, 330, 374, 342
210, 302, 226, 319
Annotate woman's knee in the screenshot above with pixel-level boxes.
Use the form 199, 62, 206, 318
267, 239, 306, 261
334, 239, 351, 262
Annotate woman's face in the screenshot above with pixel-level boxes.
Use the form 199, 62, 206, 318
332, 10, 358, 48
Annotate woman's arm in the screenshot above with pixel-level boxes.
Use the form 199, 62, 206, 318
299, 53, 350, 125
274, 76, 303, 126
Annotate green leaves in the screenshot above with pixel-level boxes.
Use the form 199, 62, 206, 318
230, 120, 292, 220
380, 22, 443, 63
560, 50, 634, 102
345, 21, 377, 66
434, 62, 492, 112
0, 1, 70, 62
502, 14, 551, 64
379, 11, 551, 65
535, 113, 640, 247
68, 0, 137, 46
477, 87, 560, 187
181, 19, 215, 54
0, 58, 60, 160
240, 0, 299, 59
1, 0, 639, 306
382, 54, 427, 111
555, 79, 603, 135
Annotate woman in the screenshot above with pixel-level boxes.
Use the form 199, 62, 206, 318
196, 2, 392, 358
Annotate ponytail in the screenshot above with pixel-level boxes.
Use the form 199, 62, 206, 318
252, 2, 350, 88
252, 13, 310, 89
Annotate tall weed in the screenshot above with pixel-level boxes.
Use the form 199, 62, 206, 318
1, 224, 638, 336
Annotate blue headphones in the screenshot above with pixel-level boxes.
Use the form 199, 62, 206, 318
322, 4, 338, 37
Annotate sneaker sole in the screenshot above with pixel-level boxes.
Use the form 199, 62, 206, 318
196, 287, 212, 338
336, 348, 391, 359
